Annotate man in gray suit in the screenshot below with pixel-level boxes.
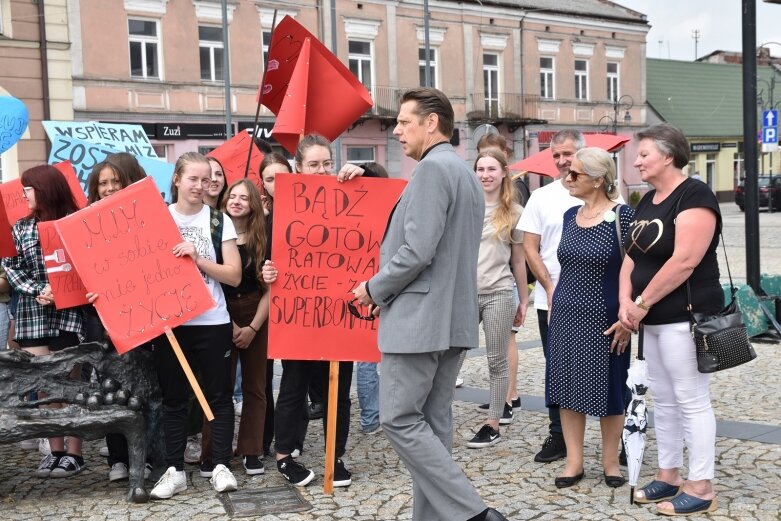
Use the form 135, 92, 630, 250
353, 88, 507, 521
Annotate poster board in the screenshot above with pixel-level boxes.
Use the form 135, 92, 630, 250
38, 221, 89, 309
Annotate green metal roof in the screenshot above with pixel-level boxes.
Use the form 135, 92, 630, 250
646, 58, 779, 138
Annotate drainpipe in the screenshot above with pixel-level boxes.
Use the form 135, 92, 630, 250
37, 0, 51, 156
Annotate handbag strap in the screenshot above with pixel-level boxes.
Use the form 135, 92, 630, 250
614, 204, 625, 260
679, 186, 734, 319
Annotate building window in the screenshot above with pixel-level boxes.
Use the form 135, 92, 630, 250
262, 30, 271, 69
346, 146, 375, 164
540, 57, 554, 99
733, 152, 744, 181
419, 47, 437, 88
129, 18, 160, 79
607, 62, 619, 102
198, 146, 217, 156
574, 59, 588, 100
152, 144, 168, 160
348, 40, 372, 90
483, 53, 500, 116
199, 25, 224, 81
706, 153, 717, 189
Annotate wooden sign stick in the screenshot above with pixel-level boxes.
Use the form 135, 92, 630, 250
323, 360, 339, 494
164, 326, 214, 421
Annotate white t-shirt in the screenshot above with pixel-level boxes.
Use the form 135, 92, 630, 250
169, 204, 237, 325
516, 180, 582, 310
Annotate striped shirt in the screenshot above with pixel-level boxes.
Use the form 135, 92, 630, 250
2, 217, 83, 341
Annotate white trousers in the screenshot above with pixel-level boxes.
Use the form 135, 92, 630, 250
643, 322, 716, 481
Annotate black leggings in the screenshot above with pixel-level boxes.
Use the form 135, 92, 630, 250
154, 323, 234, 470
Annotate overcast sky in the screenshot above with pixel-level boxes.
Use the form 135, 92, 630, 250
612, 1, 781, 61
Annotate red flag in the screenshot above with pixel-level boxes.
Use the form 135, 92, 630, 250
207, 132, 264, 190
260, 16, 373, 155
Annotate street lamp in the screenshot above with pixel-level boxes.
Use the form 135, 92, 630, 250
598, 94, 633, 134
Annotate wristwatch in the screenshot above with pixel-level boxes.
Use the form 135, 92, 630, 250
634, 295, 651, 311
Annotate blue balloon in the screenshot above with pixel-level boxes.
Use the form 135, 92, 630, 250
0, 96, 30, 154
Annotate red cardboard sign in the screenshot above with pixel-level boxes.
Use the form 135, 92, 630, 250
268, 174, 405, 362
37, 221, 89, 309
0, 161, 86, 258
207, 132, 264, 191
260, 16, 373, 155
54, 178, 216, 354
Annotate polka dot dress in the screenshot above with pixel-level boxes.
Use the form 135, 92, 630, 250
546, 205, 632, 417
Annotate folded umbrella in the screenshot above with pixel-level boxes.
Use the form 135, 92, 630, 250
622, 324, 649, 504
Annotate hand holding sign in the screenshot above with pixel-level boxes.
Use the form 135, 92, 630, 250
0, 96, 29, 154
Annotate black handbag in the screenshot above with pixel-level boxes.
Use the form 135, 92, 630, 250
685, 232, 756, 373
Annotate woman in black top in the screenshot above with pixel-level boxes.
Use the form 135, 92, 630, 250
618, 124, 721, 516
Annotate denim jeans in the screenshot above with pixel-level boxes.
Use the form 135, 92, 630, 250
356, 362, 380, 430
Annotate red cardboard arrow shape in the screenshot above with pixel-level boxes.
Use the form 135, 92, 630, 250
207, 132, 264, 190
260, 16, 373, 154
271, 37, 311, 154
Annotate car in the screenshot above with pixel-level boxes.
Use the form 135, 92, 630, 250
735, 175, 781, 211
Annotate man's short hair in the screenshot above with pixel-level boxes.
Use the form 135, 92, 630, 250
550, 129, 585, 150
400, 87, 454, 138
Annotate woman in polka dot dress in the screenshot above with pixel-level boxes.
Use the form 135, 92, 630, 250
546, 147, 633, 489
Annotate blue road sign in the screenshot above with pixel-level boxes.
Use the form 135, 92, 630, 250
763, 126, 778, 144
764, 110, 778, 127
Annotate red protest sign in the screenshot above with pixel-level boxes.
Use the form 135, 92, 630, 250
268, 174, 405, 362
53, 160, 89, 208
207, 132, 264, 190
37, 221, 89, 309
0, 161, 86, 226
0, 198, 15, 257
260, 16, 373, 155
54, 177, 216, 354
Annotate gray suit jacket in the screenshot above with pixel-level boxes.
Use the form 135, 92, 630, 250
368, 143, 484, 354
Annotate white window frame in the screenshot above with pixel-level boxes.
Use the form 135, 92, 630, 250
418, 47, 438, 88
348, 39, 373, 90
346, 146, 375, 165
199, 25, 224, 82
540, 56, 555, 99
575, 59, 588, 101
483, 52, 500, 116
128, 18, 162, 80
262, 30, 271, 70
607, 62, 619, 102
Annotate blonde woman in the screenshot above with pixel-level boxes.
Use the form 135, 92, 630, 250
466, 149, 528, 448
546, 147, 633, 489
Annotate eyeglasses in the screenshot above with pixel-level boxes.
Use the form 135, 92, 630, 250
21, 186, 34, 198
347, 298, 375, 321
303, 160, 334, 172
567, 170, 587, 182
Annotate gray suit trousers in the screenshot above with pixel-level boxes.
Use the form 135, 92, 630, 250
379, 348, 487, 521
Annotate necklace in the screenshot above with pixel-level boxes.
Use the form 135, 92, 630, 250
579, 204, 609, 220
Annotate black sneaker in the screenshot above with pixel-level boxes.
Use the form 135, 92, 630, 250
333, 459, 352, 487
277, 455, 315, 486
35, 452, 62, 478
467, 424, 501, 448
308, 402, 324, 420
200, 459, 215, 478
50, 454, 85, 478
534, 434, 567, 463
478, 403, 490, 410
243, 455, 265, 476
499, 402, 514, 425
510, 397, 521, 409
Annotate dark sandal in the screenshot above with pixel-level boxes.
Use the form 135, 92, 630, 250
657, 492, 717, 516
634, 480, 682, 504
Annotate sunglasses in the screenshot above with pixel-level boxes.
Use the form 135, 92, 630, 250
567, 169, 587, 181
347, 298, 375, 321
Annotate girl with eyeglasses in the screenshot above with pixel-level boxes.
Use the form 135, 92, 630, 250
3, 165, 85, 478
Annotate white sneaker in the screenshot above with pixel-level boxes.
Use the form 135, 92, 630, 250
109, 462, 129, 482
234, 400, 243, 416
19, 439, 39, 450
210, 464, 237, 493
99, 445, 110, 457
150, 467, 187, 500
455, 377, 464, 388
290, 448, 301, 459
183, 435, 201, 464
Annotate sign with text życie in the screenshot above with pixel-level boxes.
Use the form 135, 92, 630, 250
268, 174, 405, 362
37, 221, 89, 310
54, 177, 215, 354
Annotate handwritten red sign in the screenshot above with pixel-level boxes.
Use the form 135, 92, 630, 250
0, 198, 15, 257
54, 178, 216, 354
207, 132, 264, 191
260, 16, 373, 155
37, 221, 89, 309
269, 174, 405, 362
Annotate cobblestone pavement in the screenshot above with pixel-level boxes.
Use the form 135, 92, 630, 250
1, 205, 779, 520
